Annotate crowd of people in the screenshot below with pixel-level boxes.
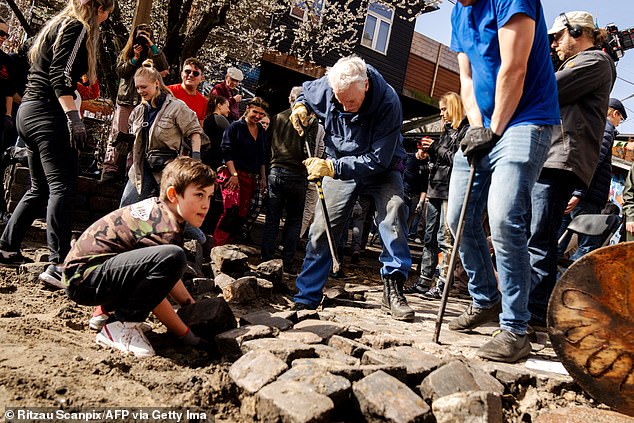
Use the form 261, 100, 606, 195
0, 0, 632, 362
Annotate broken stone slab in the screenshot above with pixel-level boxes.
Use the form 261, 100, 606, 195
183, 239, 203, 266
211, 245, 249, 277
353, 370, 431, 423
183, 277, 215, 296
215, 325, 275, 360
433, 391, 502, 423
222, 276, 257, 303
419, 360, 504, 402
296, 309, 320, 321
273, 310, 297, 322
278, 330, 323, 344
312, 344, 360, 365
291, 358, 407, 382
255, 259, 284, 290
214, 273, 235, 289
362, 346, 442, 386
255, 278, 274, 297
480, 362, 537, 395
328, 334, 371, 358
534, 407, 634, 423
229, 349, 288, 394
256, 380, 334, 423
278, 364, 352, 406
240, 310, 293, 331
292, 319, 347, 342
360, 333, 416, 349
241, 338, 316, 364
176, 297, 237, 341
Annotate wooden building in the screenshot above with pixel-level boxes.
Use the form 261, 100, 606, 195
255, 1, 443, 120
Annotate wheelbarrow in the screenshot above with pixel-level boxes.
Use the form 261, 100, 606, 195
548, 241, 634, 416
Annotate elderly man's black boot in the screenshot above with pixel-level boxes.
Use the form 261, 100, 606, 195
381, 274, 415, 321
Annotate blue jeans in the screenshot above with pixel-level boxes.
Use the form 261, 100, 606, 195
556, 200, 603, 260
0, 100, 78, 263
528, 169, 578, 323
294, 170, 411, 307
420, 197, 443, 280
120, 162, 159, 207
261, 167, 307, 266
447, 125, 552, 335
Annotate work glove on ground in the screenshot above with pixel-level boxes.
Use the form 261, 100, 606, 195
290, 103, 310, 136
460, 127, 500, 163
303, 157, 334, 181
65, 110, 87, 151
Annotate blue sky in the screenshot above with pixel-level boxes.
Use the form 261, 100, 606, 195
415, 0, 634, 134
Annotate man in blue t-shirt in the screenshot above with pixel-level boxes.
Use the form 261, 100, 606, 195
445, 0, 560, 363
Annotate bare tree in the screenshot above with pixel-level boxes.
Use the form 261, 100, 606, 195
5, 0, 440, 93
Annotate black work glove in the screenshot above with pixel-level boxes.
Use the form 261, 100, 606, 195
3, 115, 13, 132
65, 110, 87, 151
460, 127, 500, 162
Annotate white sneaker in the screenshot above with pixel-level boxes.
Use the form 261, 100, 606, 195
96, 321, 155, 357
89, 307, 152, 332
89, 306, 110, 331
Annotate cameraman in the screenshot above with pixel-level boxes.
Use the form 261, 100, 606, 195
528, 11, 616, 326
101, 23, 169, 183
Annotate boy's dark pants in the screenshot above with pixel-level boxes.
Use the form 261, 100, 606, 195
67, 245, 187, 322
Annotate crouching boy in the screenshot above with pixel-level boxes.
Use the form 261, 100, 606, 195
63, 157, 216, 357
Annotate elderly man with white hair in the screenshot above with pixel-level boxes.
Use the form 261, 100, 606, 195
289, 55, 414, 321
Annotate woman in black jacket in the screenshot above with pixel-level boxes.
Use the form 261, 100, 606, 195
0, 0, 114, 287
408, 92, 468, 298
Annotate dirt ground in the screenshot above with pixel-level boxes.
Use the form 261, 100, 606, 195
0, 229, 394, 421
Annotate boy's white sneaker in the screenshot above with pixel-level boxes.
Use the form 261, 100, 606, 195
89, 306, 110, 331
96, 321, 155, 358
89, 307, 152, 332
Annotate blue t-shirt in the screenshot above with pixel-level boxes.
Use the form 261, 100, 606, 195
450, 0, 559, 128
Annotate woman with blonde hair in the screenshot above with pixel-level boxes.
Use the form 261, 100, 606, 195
120, 60, 203, 207
0, 0, 115, 288
406, 91, 469, 298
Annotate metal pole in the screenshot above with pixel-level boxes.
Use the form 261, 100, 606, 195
433, 163, 476, 343
305, 140, 341, 274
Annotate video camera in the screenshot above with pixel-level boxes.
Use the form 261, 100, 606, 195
550, 23, 634, 69
603, 24, 634, 62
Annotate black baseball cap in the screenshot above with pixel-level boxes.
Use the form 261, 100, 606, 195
609, 98, 627, 120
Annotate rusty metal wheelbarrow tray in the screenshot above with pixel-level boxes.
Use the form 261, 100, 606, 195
548, 241, 634, 416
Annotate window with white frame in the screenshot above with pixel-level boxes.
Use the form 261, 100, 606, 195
361, 1, 394, 54
290, 0, 325, 25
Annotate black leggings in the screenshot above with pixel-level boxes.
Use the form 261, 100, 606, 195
67, 245, 187, 322
0, 100, 77, 263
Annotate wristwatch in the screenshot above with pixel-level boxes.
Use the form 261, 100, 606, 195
232, 172, 238, 177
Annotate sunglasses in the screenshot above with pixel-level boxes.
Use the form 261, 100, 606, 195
552, 29, 566, 43
184, 69, 200, 77
0, 30, 8, 37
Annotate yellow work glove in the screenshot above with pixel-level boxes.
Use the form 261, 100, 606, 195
290, 103, 310, 136
303, 157, 335, 181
